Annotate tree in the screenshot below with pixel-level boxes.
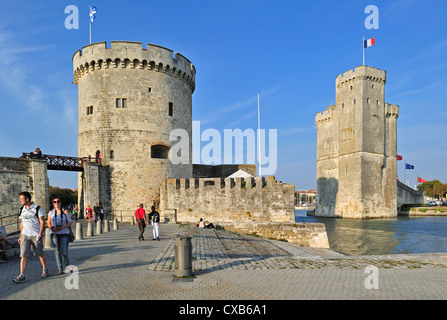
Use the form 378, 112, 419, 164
431, 182, 447, 201
417, 179, 441, 195
49, 186, 78, 209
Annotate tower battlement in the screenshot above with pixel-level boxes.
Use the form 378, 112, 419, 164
336, 65, 386, 88
385, 103, 399, 118
315, 104, 336, 125
73, 41, 196, 92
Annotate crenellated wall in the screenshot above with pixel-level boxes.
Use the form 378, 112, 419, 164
73, 41, 195, 93
159, 176, 295, 224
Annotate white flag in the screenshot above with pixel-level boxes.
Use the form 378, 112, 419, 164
89, 6, 97, 23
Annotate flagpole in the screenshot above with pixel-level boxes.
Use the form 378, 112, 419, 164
89, 6, 92, 44
363, 36, 365, 66
257, 93, 262, 177
404, 161, 407, 186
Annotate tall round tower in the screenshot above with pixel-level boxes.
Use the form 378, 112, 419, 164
73, 41, 195, 219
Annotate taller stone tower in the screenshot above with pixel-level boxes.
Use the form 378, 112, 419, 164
73, 41, 195, 218
315, 66, 399, 218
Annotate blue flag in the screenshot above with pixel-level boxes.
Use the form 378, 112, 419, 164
405, 163, 414, 170
89, 6, 97, 23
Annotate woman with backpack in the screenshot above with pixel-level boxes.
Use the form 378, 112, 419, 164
48, 196, 73, 275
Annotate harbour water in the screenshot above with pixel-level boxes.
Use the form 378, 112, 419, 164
295, 210, 447, 256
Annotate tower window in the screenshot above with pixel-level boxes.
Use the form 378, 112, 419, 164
353, 99, 356, 105
110, 150, 114, 159
169, 102, 174, 117
350, 86, 353, 91
151, 145, 169, 159
372, 84, 375, 89
148, 87, 152, 93
342, 103, 344, 109
367, 98, 370, 104
86, 106, 93, 115
116, 98, 127, 108
377, 100, 380, 106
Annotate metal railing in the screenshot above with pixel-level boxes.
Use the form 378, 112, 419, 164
20, 153, 101, 171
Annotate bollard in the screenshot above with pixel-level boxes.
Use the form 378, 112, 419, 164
113, 219, 119, 230
96, 220, 102, 234
87, 221, 94, 237
44, 228, 52, 249
76, 222, 83, 240
131, 216, 135, 225
174, 235, 193, 278
103, 220, 109, 232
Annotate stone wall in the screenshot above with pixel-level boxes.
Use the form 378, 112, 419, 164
221, 222, 330, 248
0, 157, 49, 233
397, 181, 424, 208
160, 176, 295, 224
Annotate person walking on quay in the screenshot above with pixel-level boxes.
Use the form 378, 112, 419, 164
85, 205, 93, 222
71, 205, 78, 222
149, 206, 160, 241
135, 204, 147, 241
13, 192, 49, 284
93, 203, 101, 222
48, 196, 73, 275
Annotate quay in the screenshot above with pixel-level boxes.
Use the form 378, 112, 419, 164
1, 221, 446, 300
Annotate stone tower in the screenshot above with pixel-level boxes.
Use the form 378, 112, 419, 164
315, 66, 399, 218
73, 41, 195, 219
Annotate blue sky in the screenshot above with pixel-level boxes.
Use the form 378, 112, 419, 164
0, 0, 446, 190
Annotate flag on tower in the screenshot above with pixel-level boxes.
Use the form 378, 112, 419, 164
405, 163, 414, 170
397, 155, 403, 160
89, 6, 97, 23
364, 38, 375, 48
417, 177, 427, 183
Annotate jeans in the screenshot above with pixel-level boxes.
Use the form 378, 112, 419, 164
50, 234, 70, 271
152, 222, 160, 239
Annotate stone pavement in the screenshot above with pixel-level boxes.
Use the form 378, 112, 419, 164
1, 221, 446, 300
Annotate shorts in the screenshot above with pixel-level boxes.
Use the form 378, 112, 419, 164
20, 235, 44, 257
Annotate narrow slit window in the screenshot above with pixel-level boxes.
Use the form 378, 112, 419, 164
148, 87, 152, 93
122, 98, 127, 108
116, 98, 121, 108
110, 150, 114, 159
367, 98, 370, 104
169, 102, 174, 116
353, 99, 356, 105
86, 106, 93, 115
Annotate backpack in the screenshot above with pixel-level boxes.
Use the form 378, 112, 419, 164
153, 211, 160, 223
19, 205, 41, 218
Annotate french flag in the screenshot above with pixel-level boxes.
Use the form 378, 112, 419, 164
364, 38, 375, 48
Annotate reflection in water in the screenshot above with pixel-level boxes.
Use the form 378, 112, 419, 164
295, 210, 447, 256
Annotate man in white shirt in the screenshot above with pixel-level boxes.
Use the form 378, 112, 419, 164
13, 192, 49, 284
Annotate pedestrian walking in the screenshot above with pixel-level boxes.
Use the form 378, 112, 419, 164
48, 196, 73, 275
149, 206, 160, 241
71, 205, 78, 222
99, 205, 104, 221
13, 192, 49, 284
135, 204, 147, 241
93, 203, 100, 222
85, 205, 93, 221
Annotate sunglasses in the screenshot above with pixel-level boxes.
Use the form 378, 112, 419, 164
53, 200, 61, 204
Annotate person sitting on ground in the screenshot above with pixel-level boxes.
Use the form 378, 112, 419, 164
196, 218, 215, 229
0, 233, 19, 262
